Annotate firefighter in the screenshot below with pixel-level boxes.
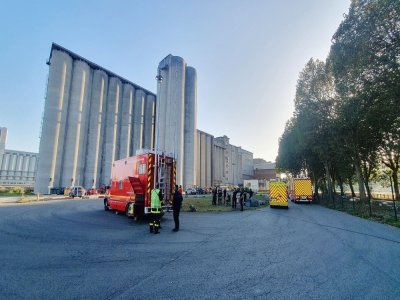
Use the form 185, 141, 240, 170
232, 189, 238, 209
149, 183, 163, 234
172, 185, 183, 232
239, 188, 245, 211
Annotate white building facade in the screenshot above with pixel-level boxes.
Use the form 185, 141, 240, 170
0, 127, 38, 187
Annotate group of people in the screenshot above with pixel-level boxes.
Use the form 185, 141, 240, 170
212, 187, 254, 211
149, 183, 183, 234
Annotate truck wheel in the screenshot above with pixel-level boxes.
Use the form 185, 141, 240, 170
104, 198, 109, 211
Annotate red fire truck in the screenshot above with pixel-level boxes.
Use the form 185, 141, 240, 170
103, 150, 176, 219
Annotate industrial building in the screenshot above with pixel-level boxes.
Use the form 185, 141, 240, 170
253, 158, 277, 180
212, 136, 253, 186
34, 43, 254, 194
194, 131, 254, 187
0, 127, 38, 187
195, 130, 213, 187
34, 44, 156, 194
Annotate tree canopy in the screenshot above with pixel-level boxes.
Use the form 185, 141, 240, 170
276, 0, 400, 200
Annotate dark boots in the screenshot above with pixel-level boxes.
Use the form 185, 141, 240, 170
149, 222, 153, 233
150, 220, 160, 234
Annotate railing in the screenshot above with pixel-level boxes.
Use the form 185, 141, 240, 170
317, 193, 398, 223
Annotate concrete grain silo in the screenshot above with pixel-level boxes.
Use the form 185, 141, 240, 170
183, 66, 197, 187
28, 156, 37, 179
22, 156, 29, 179
118, 83, 135, 159
60, 60, 91, 188
16, 155, 23, 179
102, 77, 122, 185
205, 135, 213, 186
35, 43, 158, 193
143, 94, 155, 150
131, 89, 145, 155
83, 69, 108, 188
35, 50, 73, 194
157, 55, 186, 185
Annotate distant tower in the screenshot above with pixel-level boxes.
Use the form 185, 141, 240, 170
0, 127, 7, 168
156, 55, 197, 187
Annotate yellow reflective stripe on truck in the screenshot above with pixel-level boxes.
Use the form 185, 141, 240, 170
294, 179, 312, 196
270, 182, 288, 206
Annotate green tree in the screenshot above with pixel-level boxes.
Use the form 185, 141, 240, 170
328, 0, 400, 200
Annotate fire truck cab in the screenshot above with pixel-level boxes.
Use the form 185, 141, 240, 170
104, 150, 176, 219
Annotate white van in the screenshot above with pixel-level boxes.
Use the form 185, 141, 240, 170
69, 186, 86, 198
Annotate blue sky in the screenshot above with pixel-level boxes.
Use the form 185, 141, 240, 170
0, 0, 350, 161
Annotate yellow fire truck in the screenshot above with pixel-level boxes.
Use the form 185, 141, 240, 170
290, 178, 313, 203
269, 181, 288, 208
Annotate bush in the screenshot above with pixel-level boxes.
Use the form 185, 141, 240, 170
12, 187, 24, 194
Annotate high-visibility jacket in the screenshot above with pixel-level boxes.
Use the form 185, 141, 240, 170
151, 188, 161, 213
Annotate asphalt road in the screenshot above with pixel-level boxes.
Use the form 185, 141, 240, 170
1, 199, 400, 299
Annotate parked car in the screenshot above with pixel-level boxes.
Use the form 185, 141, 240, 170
185, 188, 197, 195
196, 187, 204, 194
69, 186, 86, 198
50, 187, 64, 195
86, 188, 98, 195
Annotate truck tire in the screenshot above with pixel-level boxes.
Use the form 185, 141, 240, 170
104, 198, 109, 211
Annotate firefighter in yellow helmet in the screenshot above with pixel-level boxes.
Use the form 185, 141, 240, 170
149, 183, 163, 234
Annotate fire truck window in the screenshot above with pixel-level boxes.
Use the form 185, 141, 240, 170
138, 164, 146, 175
119, 180, 123, 190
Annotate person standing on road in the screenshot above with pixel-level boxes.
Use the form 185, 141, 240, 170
236, 189, 241, 210
212, 187, 217, 205
232, 189, 238, 209
223, 189, 227, 204
172, 185, 183, 232
239, 188, 244, 211
149, 183, 163, 234
218, 188, 222, 205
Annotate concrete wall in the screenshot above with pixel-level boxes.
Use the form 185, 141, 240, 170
60, 60, 91, 187
210, 135, 253, 186
143, 94, 155, 150
83, 70, 108, 188
196, 129, 213, 187
131, 89, 145, 155
35, 50, 73, 193
118, 83, 134, 159
0, 127, 7, 169
241, 149, 254, 180
183, 67, 197, 187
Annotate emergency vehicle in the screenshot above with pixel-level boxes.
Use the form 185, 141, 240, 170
103, 150, 176, 219
269, 181, 288, 208
290, 178, 313, 203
